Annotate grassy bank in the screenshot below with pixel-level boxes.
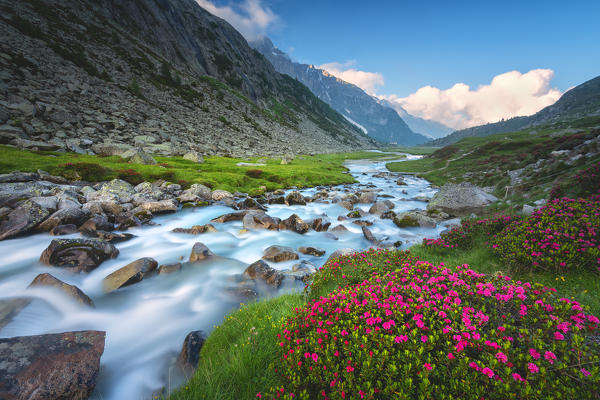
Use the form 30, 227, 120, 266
386, 117, 600, 205
382, 145, 439, 155
0, 146, 392, 195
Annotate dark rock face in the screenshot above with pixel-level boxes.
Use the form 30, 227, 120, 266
29, 273, 94, 307
79, 215, 114, 235
0, 331, 106, 400
36, 207, 91, 232
0, 200, 50, 240
242, 212, 280, 230
39, 238, 119, 272
285, 191, 306, 206
310, 218, 331, 232
177, 330, 207, 374
243, 260, 284, 287
189, 242, 215, 262
172, 224, 217, 235
237, 197, 267, 211
279, 214, 309, 234
262, 245, 299, 262
211, 211, 248, 223
49, 224, 78, 236
362, 226, 379, 244
103, 257, 158, 292
87, 230, 136, 243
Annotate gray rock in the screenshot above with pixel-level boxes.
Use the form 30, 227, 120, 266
243, 211, 280, 230
285, 191, 306, 206
279, 214, 309, 234
49, 224, 78, 236
394, 211, 436, 228
79, 215, 114, 234
121, 149, 157, 165
362, 226, 379, 244
177, 330, 207, 374
40, 238, 119, 273
359, 191, 377, 203
369, 201, 389, 215
427, 182, 497, 216
211, 190, 234, 201
310, 218, 330, 232
298, 246, 326, 257
103, 257, 158, 292
37, 207, 91, 232
243, 259, 284, 287
330, 224, 349, 234
0, 298, 31, 330
325, 248, 356, 264
172, 224, 217, 235
158, 263, 182, 275
91, 141, 133, 156
178, 184, 212, 202
189, 242, 214, 262
133, 199, 178, 214
211, 211, 248, 223
0, 200, 50, 240
262, 245, 299, 262
522, 204, 535, 216
183, 151, 205, 163
28, 273, 94, 307
0, 331, 105, 400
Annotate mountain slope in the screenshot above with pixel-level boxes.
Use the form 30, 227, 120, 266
0, 0, 373, 158
377, 99, 453, 139
429, 75, 600, 147
251, 37, 428, 145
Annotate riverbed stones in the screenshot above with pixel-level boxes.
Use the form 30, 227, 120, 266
330, 224, 349, 234
0, 200, 50, 240
279, 214, 309, 234
285, 191, 306, 206
427, 182, 497, 216
172, 224, 217, 235
189, 242, 215, 262
325, 248, 356, 264
368, 201, 390, 215
177, 330, 207, 375
122, 149, 156, 165
79, 215, 114, 235
211, 211, 248, 223
359, 191, 377, 203
158, 262, 182, 275
394, 211, 437, 228
132, 199, 178, 214
89, 230, 136, 243
362, 226, 379, 244
49, 224, 78, 235
0, 331, 105, 400
310, 218, 330, 232
40, 238, 119, 272
103, 257, 158, 292
178, 184, 211, 203
28, 273, 94, 307
298, 246, 326, 257
242, 211, 280, 230
262, 245, 299, 262
337, 200, 354, 211
243, 260, 284, 287
211, 190, 234, 201
353, 220, 373, 227
36, 206, 91, 232
183, 151, 205, 163
237, 197, 267, 211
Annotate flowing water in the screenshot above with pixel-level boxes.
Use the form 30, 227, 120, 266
0, 155, 456, 399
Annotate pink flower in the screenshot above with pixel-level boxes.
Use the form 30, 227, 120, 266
447, 353, 455, 360
424, 363, 432, 371
529, 348, 541, 360
544, 351, 556, 364
528, 362, 539, 374
482, 367, 494, 378
311, 353, 318, 362
394, 335, 408, 343
512, 373, 525, 382
347, 365, 355, 372
496, 351, 508, 363
554, 331, 565, 340
581, 368, 591, 377
421, 335, 428, 343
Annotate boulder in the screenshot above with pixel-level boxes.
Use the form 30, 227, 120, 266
40, 238, 119, 273
362, 226, 379, 244
298, 246, 326, 257
380, 210, 396, 220
83, 200, 123, 216
0, 200, 50, 240
114, 213, 142, 230
383, 200, 395, 210
427, 182, 497, 216
183, 151, 205, 163
310, 218, 330, 232
103, 257, 158, 292
178, 184, 211, 202
330, 225, 349, 234
211, 190, 234, 201
359, 191, 377, 203
189, 242, 214, 262
352, 220, 373, 227
243, 260, 284, 287
0, 331, 105, 400
325, 248, 356, 264
132, 199, 178, 214
158, 263, 182, 275
237, 197, 267, 211
0, 298, 31, 330
243, 212, 280, 230
394, 211, 436, 228
285, 191, 306, 206
177, 330, 207, 374
49, 224, 78, 236
211, 211, 248, 223
279, 214, 309, 234
79, 215, 114, 234
369, 201, 390, 215
91, 141, 133, 156
87, 230, 136, 243
337, 200, 354, 210
122, 149, 156, 165
28, 273, 94, 307
37, 207, 91, 232
262, 245, 299, 262
346, 210, 366, 218
172, 224, 217, 235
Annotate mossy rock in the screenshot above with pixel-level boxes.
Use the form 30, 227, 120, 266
393, 215, 420, 228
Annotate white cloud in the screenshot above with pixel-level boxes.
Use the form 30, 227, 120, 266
319, 61, 384, 95
382, 69, 562, 130
195, 0, 278, 41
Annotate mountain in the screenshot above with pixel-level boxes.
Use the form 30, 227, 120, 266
428, 75, 600, 147
0, 0, 374, 158
377, 99, 453, 139
251, 37, 428, 145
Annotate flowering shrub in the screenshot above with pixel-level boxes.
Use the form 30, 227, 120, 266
57, 162, 110, 181
423, 215, 518, 250
307, 249, 418, 299
492, 195, 600, 273
268, 260, 600, 399
116, 168, 144, 185
574, 162, 600, 197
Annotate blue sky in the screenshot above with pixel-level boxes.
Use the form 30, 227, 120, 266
197, 0, 600, 128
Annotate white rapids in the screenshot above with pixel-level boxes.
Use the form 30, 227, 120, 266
0, 155, 454, 400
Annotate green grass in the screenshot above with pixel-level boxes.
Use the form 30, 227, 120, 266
383, 145, 440, 155
167, 293, 304, 400
0, 146, 391, 195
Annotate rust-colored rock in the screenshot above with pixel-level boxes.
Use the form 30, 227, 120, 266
0, 330, 106, 400
28, 273, 94, 307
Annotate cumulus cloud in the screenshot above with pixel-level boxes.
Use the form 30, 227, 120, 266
319, 61, 385, 95
195, 0, 278, 41
382, 69, 562, 130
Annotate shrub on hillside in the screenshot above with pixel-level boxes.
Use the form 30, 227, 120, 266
574, 162, 600, 197
56, 162, 111, 182
492, 195, 600, 273
267, 260, 600, 399
246, 169, 264, 179
116, 168, 144, 185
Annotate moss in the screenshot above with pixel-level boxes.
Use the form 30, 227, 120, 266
393, 215, 419, 228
